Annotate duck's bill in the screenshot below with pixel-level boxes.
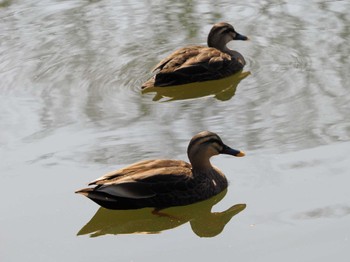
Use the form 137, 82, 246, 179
222, 145, 245, 157
234, 32, 249, 41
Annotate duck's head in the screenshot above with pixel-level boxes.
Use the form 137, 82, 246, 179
207, 22, 248, 51
187, 131, 245, 169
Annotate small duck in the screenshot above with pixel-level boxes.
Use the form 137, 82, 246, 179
141, 22, 248, 89
76, 131, 245, 210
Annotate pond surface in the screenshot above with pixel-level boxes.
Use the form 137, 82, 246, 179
1, 0, 350, 261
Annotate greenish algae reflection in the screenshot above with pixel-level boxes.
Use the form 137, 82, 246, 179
77, 189, 246, 238
142, 71, 250, 102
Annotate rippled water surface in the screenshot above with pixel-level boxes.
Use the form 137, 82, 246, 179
1, 1, 350, 261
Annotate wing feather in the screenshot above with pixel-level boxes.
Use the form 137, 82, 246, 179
89, 159, 191, 185
152, 46, 232, 75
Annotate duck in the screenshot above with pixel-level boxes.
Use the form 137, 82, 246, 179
141, 22, 248, 89
76, 131, 245, 210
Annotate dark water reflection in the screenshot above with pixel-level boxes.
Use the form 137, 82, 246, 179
78, 190, 246, 238
142, 71, 250, 101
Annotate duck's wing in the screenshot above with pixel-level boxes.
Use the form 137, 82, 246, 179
89, 159, 191, 185
152, 46, 231, 74
84, 159, 193, 200
88, 159, 156, 186
152, 46, 202, 72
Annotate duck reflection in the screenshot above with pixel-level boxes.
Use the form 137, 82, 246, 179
77, 189, 246, 238
141, 71, 250, 102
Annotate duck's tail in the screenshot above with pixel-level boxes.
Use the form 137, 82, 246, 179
141, 77, 155, 89
75, 187, 93, 196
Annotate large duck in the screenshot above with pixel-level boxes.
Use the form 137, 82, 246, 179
142, 22, 248, 89
76, 131, 245, 210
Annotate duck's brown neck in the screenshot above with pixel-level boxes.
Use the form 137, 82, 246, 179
221, 45, 234, 55
191, 159, 213, 172
188, 151, 216, 173
207, 34, 232, 53
208, 40, 228, 53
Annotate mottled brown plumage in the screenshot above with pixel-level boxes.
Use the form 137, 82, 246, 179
142, 22, 248, 89
76, 131, 245, 210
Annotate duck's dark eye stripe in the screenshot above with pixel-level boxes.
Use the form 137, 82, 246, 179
203, 138, 222, 146
220, 28, 230, 35
205, 139, 223, 152
189, 135, 221, 149
222, 27, 235, 34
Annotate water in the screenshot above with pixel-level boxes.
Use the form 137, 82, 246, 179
1, 0, 350, 261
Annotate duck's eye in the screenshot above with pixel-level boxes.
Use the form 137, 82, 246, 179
203, 138, 223, 152
204, 138, 222, 145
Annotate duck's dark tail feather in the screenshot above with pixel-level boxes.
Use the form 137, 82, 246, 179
75, 187, 149, 210
75, 188, 93, 196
